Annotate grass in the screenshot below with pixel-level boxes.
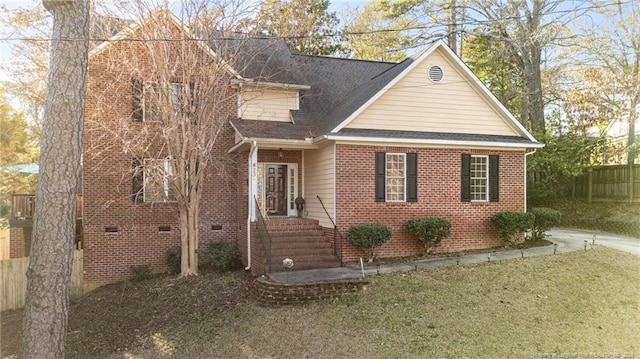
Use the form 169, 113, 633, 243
106, 247, 640, 359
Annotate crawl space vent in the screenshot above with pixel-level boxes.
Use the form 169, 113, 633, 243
428, 65, 444, 83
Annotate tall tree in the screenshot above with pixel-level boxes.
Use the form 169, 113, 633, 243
462, 29, 523, 118
462, 0, 584, 134
380, 0, 597, 133
577, 1, 640, 165
343, 0, 415, 61
248, 0, 342, 56
21, 0, 89, 358
0, 2, 50, 137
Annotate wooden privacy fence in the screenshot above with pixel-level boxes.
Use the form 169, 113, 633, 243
0, 229, 9, 260
574, 164, 640, 203
1, 250, 83, 312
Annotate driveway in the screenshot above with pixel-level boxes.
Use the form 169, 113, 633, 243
547, 227, 640, 255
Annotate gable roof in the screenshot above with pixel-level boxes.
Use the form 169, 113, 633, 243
230, 40, 542, 149
90, 12, 541, 149
331, 40, 536, 142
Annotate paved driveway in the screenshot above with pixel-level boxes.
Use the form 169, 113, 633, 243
547, 227, 640, 255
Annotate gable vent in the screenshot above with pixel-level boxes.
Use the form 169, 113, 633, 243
428, 65, 444, 83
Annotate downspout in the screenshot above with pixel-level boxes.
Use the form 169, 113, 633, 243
245, 141, 258, 271
524, 149, 537, 212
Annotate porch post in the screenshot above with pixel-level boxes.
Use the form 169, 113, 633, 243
245, 142, 258, 271
249, 142, 258, 221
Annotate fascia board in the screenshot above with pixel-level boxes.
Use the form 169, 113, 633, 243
324, 135, 545, 149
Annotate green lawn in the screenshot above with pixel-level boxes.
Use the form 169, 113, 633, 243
109, 247, 640, 359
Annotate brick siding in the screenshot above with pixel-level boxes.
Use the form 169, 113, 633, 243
334, 144, 525, 262
83, 24, 242, 286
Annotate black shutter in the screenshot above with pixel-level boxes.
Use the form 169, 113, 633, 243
132, 158, 144, 203
461, 154, 471, 202
375, 152, 386, 202
489, 155, 499, 202
406, 153, 417, 202
132, 79, 143, 121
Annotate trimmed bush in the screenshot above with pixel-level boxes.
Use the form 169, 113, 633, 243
130, 264, 153, 281
207, 241, 242, 272
406, 217, 451, 255
530, 207, 562, 240
491, 211, 535, 247
347, 223, 392, 263
166, 247, 181, 274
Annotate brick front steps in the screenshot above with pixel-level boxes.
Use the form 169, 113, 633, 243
256, 217, 341, 273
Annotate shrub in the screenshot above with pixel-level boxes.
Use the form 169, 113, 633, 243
207, 241, 242, 272
130, 264, 153, 281
166, 247, 181, 274
406, 217, 451, 255
490, 211, 535, 247
347, 223, 392, 263
530, 207, 562, 240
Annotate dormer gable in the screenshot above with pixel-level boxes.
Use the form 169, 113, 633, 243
233, 80, 310, 123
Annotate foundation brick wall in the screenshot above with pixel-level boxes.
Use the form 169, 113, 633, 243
83, 23, 242, 286
334, 144, 526, 262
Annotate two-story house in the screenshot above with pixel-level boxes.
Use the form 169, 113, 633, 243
75, 9, 544, 288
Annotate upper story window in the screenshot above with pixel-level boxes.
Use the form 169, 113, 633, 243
132, 79, 190, 122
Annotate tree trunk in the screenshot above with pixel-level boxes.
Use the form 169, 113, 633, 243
179, 200, 200, 276
21, 1, 89, 358
528, 45, 545, 134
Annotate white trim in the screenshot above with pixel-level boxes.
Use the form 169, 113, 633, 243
322, 134, 544, 149
228, 137, 319, 153
259, 162, 298, 217
330, 40, 537, 143
142, 158, 175, 203
470, 155, 489, 202
385, 153, 407, 202
246, 141, 258, 271
230, 79, 310, 91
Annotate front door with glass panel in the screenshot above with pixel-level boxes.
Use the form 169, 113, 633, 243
265, 164, 287, 215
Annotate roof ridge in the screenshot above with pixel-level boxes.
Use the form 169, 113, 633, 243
291, 53, 399, 65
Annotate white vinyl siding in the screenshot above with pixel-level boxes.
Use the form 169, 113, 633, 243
239, 88, 298, 122
346, 49, 519, 136
303, 143, 335, 228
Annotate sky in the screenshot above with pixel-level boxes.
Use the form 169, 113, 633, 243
0, 0, 366, 83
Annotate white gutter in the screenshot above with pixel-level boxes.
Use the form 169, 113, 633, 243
229, 137, 318, 153
322, 135, 545, 149
524, 149, 538, 212
230, 78, 310, 91
245, 141, 258, 271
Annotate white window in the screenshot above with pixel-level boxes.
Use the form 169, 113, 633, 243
386, 153, 406, 202
143, 158, 176, 202
470, 155, 488, 201
143, 82, 186, 122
